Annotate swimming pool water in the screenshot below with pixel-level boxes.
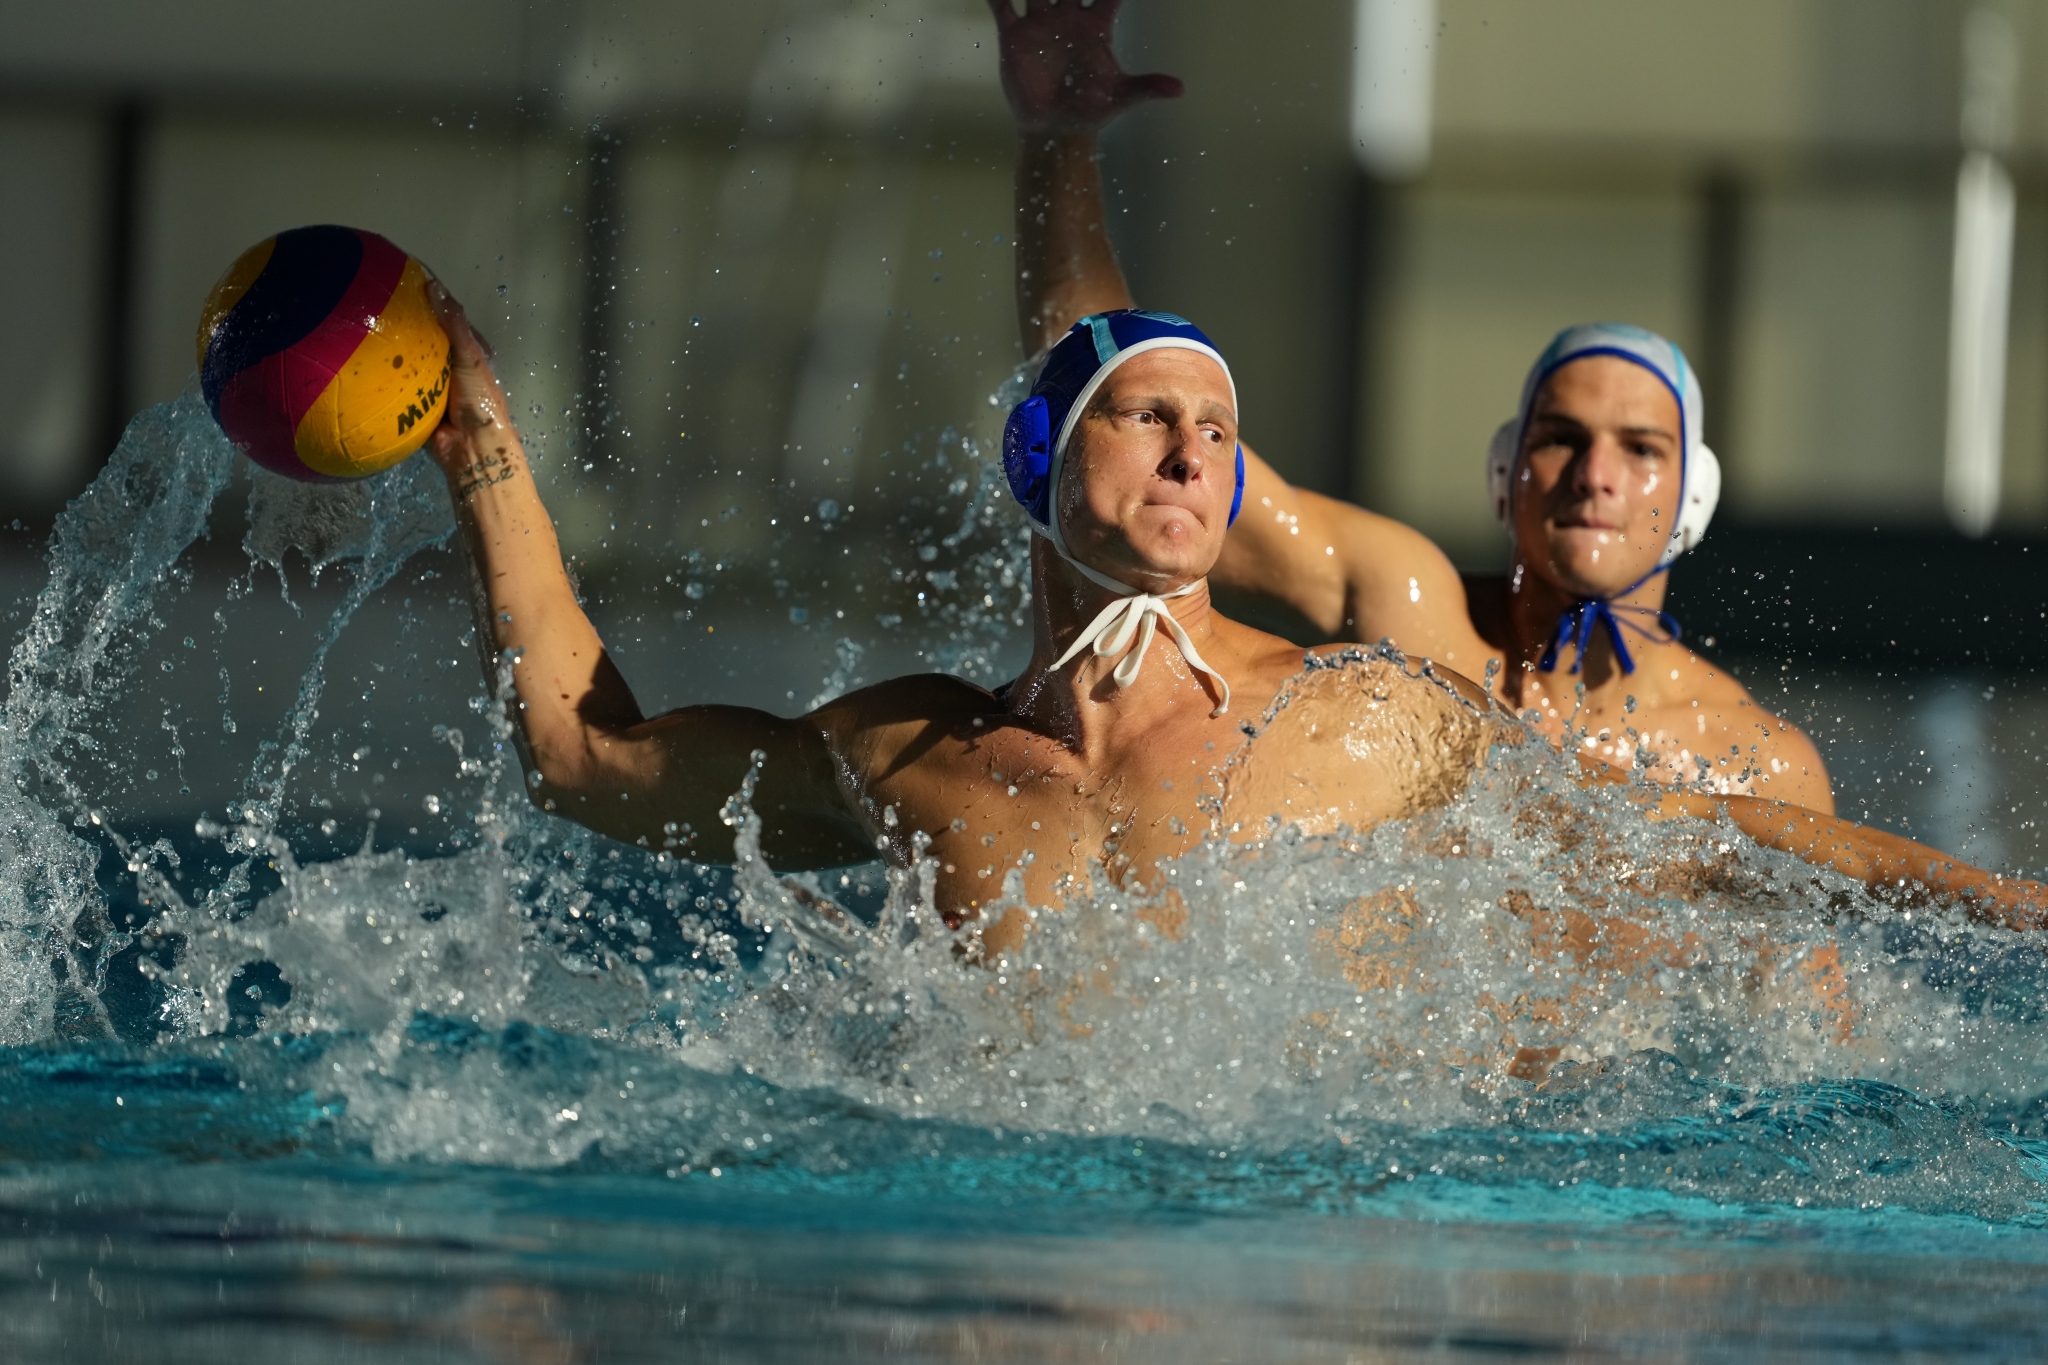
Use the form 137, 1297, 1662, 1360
4, 393, 2048, 1360
7, 1156, 2048, 1361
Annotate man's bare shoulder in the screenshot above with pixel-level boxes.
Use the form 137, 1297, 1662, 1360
1697, 661, 1831, 809
1640, 643, 1834, 810
1203, 611, 1508, 729
1212, 640, 1507, 837
1669, 644, 1761, 705
807, 672, 1002, 757
1278, 644, 1513, 762
1672, 646, 1812, 739
1295, 642, 1505, 718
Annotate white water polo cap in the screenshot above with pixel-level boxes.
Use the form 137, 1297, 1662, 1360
1484, 322, 1721, 568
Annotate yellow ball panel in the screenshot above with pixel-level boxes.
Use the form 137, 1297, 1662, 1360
292, 368, 349, 477
195, 235, 276, 371
294, 259, 450, 479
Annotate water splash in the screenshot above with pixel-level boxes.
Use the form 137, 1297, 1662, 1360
2, 387, 2047, 1232
0, 387, 238, 1044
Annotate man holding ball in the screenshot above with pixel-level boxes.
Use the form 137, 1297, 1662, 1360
418, 271, 2045, 958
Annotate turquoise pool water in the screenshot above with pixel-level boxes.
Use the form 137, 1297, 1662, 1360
4, 393, 2048, 1360
9, 1157, 2048, 1360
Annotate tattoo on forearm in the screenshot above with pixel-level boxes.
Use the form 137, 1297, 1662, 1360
453, 448, 518, 502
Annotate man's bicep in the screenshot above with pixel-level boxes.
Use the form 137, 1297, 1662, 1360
632, 706, 871, 867
1302, 493, 1495, 670
1307, 494, 1459, 610
1214, 447, 1347, 630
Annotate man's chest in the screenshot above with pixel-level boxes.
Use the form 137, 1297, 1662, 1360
841, 658, 1486, 919
864, 730, 1229, 916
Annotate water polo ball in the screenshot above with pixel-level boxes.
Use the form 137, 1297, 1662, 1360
196, 225, 449, 481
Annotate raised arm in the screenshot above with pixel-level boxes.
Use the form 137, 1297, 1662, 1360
990, 0, 1180, 351
423, 284, 870, 867
989, 0, 1497, 670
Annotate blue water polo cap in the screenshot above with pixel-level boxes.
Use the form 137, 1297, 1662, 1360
1003, 310, 1245, 540
1484, 321, 1721, 569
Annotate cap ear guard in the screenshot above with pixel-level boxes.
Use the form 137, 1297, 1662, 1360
1006, 406, 1247, 530
1003, 393, 1053, 524
1672, 443, 1720, 556
1485, 419, 1518, 522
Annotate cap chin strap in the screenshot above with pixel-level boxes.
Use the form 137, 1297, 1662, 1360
1536, 566, 1683, 676
1040, 529, 1231, 717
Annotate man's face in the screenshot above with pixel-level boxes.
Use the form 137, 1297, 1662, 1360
1056, 349, 1238, 589
1510, 355, 1682, 599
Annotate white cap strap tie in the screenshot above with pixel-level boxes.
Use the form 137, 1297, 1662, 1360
1049, 573, 1231, 717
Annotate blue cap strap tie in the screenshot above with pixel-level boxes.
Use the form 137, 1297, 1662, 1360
1537, 598, 1683, 675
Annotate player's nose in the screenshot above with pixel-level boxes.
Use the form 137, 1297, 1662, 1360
1159, 418, 1208, 485
1570, 434, 1627, 499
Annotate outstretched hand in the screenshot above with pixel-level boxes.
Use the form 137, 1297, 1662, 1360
987, 0, 1182, 134
1952, 873, 2048, 935
424, 279, 509, 474
1663, 790, 2048, 936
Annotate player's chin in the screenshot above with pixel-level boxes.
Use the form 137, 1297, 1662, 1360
1125, 511, 1220, 575
1538, 536, 1659, 597
1129, 501, 1220, 538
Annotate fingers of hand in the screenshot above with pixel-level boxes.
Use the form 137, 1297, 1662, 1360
435, 302, 491, 369
1122, 72, 1185, 105
427, 279, 499, 364
427, 278, 465, 326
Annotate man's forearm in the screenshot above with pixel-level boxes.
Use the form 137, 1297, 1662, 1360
1681, 794, 2047, 932
417, 289, 872, 866
443, 418, 644, 789
1015, 131, 1134, 352
449, 443, 860, 857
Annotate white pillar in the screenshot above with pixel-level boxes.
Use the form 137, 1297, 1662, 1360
1943, 4, 2020, 537
1351, 0, 1436, 179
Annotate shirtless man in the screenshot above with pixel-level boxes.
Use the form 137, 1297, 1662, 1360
990, 0, 1831, 811
423, 275, 2041, 954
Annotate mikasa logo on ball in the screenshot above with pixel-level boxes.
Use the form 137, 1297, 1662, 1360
196, 225, 451, 482
397, 364, 450, 436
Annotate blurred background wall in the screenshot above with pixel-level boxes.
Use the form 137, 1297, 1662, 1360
4, 0, 2048, 866
0, 0, 1016, 563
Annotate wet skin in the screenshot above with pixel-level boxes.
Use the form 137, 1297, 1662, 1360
427, 261, 2047, 982
986, 0, 1831, 812
426, 293, 1502, 956
1475, 357, 1831, 804
920, 0, 2048, 999
411, 2, 2048, 989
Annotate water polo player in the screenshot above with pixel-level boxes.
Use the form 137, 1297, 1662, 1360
424, 279, 1499, 951
990, 0, 1831, 812
425, 270, 2041, 954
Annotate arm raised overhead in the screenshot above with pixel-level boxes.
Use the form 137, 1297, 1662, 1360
989, 0, 1496, 671
423, 284, 872, 868
990, 0, 1181, 351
